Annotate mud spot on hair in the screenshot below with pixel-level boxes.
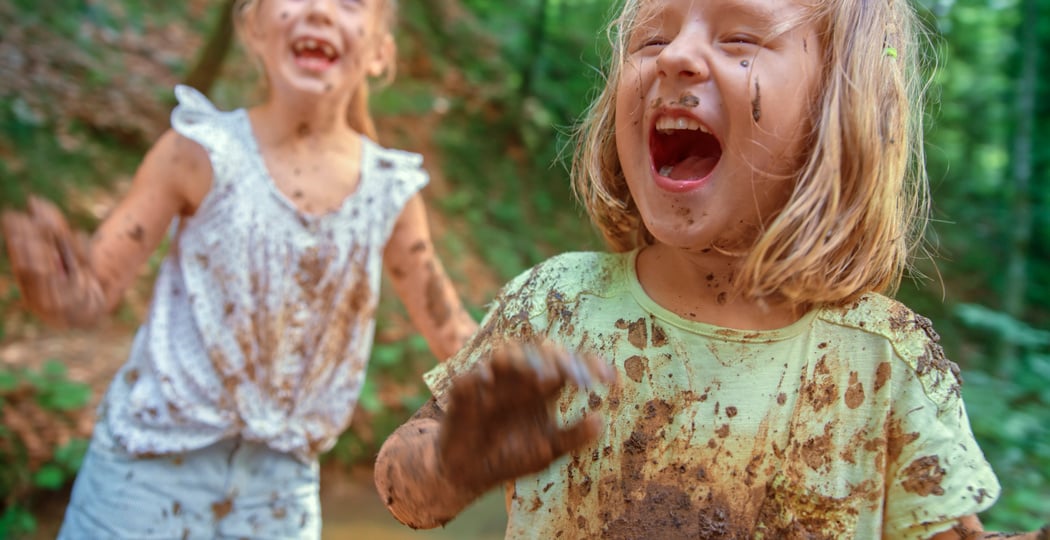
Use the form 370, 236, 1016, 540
128, 224, 144, 243
751, 77, 762, 123
900, 455, 946, 496
624, 355, 647, 383
844, 371, 865, 409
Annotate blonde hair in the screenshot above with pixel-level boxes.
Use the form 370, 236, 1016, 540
572, 0, 932, 306
232, 0, 398, 140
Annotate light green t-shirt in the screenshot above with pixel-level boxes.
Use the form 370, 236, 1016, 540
425, 251, 1000, 539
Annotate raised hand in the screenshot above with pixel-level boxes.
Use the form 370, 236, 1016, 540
1, 196, 105, 328
438, 341, 616, 495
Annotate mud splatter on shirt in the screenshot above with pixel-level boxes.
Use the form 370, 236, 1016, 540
425, 251, 1000, 539
102, 86, 428, 462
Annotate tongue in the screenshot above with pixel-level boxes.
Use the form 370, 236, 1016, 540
296, 55, 333, 71
666, 155, 718, 181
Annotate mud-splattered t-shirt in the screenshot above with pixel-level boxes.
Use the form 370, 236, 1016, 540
425, 251, 1000, 539
101, 86, 428, 462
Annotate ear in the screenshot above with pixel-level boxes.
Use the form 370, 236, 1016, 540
366, 33, 395, 79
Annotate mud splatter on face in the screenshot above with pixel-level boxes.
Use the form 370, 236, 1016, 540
292, 189, 304, 199
297, 123, 311, 138
409, 241, 426, 254
677, 93, 700, 108
281, 11, 289, 20
802, 38, 808, 53
649, 97, 664, 110
740, 59, 750, 68
751, 77, 762, 123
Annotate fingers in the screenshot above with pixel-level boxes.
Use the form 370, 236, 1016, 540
550, 413, 604, 457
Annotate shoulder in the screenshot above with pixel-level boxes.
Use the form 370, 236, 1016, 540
368, 141, 425, 170
817, 293, 963, 409
365, 141, 429, 195
498, 251, 627, 302
169, 85, 243, 155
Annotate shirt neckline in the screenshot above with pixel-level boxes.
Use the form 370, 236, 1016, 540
238, 108, 373, 223
624, 249, 818, 342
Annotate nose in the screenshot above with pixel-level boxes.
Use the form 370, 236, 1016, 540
305, 0, 335, 25
656, 33, 711, 82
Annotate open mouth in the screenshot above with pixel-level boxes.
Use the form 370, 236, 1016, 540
650, 116, 722, 182
291, 37, 339, 71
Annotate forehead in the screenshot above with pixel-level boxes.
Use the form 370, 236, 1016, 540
630, 0, 811, 29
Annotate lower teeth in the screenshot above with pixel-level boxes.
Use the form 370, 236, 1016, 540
659, 165, 673, 176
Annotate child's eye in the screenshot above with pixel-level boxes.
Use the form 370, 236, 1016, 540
633, 36, 669, 53
725, 34, 760, 46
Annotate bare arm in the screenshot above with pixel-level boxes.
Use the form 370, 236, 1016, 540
374, 343, 615, 529
383, 194, 477, 360
1, 130, 211, 328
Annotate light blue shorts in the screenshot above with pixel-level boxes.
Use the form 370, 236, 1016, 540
57, 419, 321, 540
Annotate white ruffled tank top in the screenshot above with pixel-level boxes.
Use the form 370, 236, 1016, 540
99, 85, 428, 461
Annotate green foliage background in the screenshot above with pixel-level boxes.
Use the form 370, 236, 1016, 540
0, 0, 1046, 535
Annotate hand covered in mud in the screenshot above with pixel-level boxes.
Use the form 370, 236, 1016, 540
1, 196, 104, 328
439, 341, 616, 495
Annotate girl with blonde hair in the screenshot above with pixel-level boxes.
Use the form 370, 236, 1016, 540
2, 0, 476, 537
370, 0, 1039, 537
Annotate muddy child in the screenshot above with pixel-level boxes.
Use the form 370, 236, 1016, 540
373, 0, 1048, 538
1, 0, 477, 538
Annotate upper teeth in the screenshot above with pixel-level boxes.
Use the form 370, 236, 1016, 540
656, 116, 709, 134
295, 38, 336, 59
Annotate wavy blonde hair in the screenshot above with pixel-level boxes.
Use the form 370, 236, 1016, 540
572, 0, 932, 306
232, 0, 398, 140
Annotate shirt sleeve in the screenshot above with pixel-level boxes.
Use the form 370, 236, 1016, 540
882, 348, 1001, 538
423, 264, 550, 410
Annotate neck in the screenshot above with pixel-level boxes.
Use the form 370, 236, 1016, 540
251, 87, 357, 148
635, 243, 803, 330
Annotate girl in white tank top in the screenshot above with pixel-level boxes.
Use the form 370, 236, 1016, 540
1, 0, 476, 538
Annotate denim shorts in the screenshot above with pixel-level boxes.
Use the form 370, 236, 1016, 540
57, 418, 321, 540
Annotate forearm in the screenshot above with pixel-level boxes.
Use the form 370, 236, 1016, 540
374, 417, 484, 529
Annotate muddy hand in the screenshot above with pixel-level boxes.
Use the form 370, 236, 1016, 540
1, 196, 102, 327
439, 341, 616, 495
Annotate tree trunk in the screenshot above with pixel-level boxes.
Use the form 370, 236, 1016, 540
182, 0, 238, 96
996, 0, 1038, 374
